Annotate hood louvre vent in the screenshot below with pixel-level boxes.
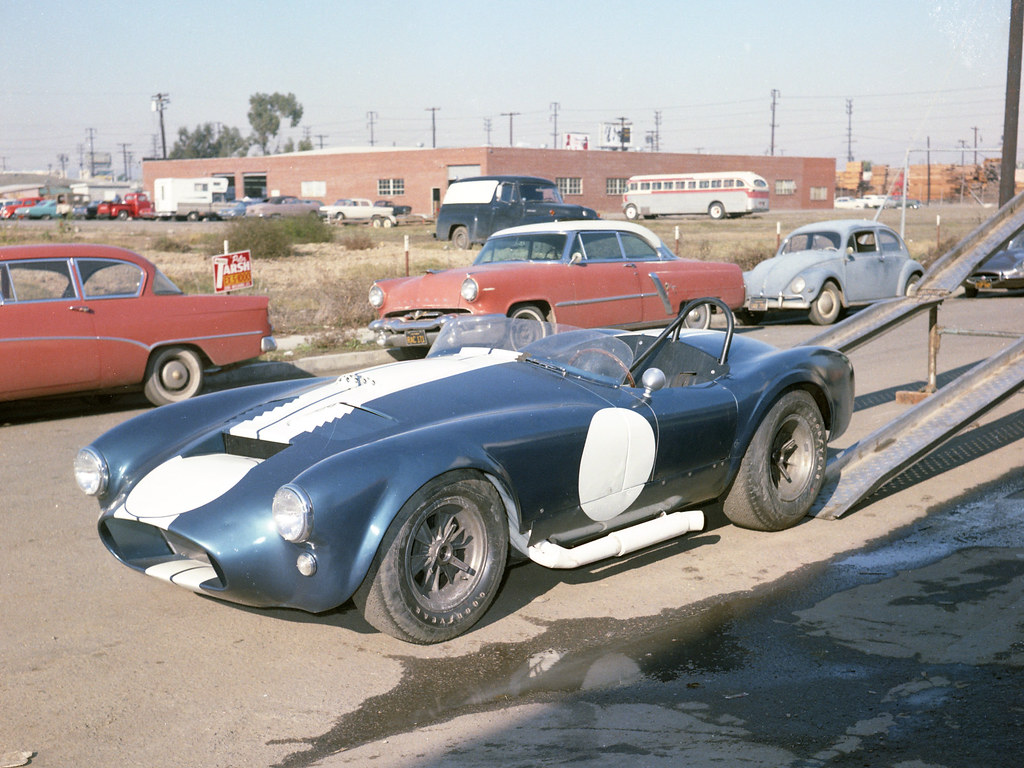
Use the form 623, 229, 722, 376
223, 433, 288, 460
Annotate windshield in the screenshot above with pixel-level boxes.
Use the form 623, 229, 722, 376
428, 315, 635, 386
779, 231, 841, 254
520, 182, 563, 203
474, 233, 567, 264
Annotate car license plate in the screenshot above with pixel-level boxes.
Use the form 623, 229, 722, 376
749, 298, 768, 311
405, 329, 427, 346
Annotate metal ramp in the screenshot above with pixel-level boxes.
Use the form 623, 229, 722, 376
795, 190, 1024, 519
813, 335, 1024, 519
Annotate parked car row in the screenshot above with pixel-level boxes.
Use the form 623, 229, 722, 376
835, 195, 922, 210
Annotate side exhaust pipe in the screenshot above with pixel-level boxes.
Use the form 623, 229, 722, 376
527, 510, 705, 570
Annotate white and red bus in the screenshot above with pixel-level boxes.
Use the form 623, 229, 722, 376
622, 171, 770, 220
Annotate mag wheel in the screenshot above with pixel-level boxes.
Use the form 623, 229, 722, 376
356, 472, 509, 643
723, 390, 826, 531
143, 346, 204, 405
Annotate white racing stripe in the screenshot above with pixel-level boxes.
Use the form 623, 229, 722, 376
229, 350, 518, 445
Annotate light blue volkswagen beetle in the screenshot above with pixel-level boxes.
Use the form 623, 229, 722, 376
739, 219, 924, 325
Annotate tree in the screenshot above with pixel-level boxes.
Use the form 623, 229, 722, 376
248, 92, 304, 154
169, 123, 249, 159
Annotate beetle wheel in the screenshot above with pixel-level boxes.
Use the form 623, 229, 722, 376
809, 282, 842, 325
723, 390, 826, 531
143, 346, 204, 405
355, 473, 508, 643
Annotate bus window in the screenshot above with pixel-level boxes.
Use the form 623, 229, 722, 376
640, 182, 651, 191
724, 180, 735, 188
687, 181, 696, 189
711, 180, 722, 188
736, 179, 746, 187
699, 181, 710, 189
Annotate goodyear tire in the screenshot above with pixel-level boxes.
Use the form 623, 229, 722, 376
723, 390, 826, 531
143, 346, 204, 405
355, 472, 509, 643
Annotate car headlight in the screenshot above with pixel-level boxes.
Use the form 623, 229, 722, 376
368, 284, 385, 309
74, 447, 109, 496
273, 484, 313, 543
461, 277, 479, 302
789, 277, 807, 294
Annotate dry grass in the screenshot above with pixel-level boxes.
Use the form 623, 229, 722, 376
0, 205, 990, 347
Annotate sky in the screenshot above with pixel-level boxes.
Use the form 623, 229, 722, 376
1, 0, 1017, 178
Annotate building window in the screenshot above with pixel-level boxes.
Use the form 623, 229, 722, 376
377, 178, 405, 196
809, 186, 828, 201
606, 178, 628, 195
775, 179, 796, 196
557, 177, 582, 196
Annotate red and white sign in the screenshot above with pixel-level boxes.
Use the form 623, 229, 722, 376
213, 250, 253, 293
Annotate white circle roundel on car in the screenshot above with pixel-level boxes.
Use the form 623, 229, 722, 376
577, 408, 656, 522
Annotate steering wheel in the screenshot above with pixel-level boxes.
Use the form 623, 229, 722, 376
569, 348, 636, 387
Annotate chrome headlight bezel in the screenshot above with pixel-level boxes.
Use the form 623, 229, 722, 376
368, 283, 385, 309
789, 276, 807, 294
273, 484, 314, 543
461, 276, 479, 303
74, 447, 109, 496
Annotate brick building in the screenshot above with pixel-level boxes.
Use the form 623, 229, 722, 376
141, 146, 835, 216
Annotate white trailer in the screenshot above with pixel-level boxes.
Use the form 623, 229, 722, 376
154, 177, 229, 220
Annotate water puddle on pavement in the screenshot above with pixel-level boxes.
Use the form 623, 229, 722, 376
274, 480, 1024, 768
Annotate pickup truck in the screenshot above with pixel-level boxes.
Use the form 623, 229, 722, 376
435, 175, 598, 249
319, 198, 397, 227
96, 192, 155, 220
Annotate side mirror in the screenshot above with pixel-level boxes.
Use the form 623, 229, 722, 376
569, 252, 583, 265
641, 368, 667, 399
846, 246, 855, 256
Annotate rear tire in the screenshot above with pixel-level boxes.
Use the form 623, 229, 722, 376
682, 303, 711, 330
723, 390, 826, 531
624, 203, 640, 220
355, 472, 509, 643
143, 346, 204, 405
708, 201, 726, 220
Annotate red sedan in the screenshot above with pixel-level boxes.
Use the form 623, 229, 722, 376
1, 244, 276, 405
369, 220, 745, 350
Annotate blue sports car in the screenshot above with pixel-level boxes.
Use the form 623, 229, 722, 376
75, 300, 854, 643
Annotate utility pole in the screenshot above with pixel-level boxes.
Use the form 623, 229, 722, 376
615, 116, 630, 151
483, 117, 493, 146
1000, 0, 1023, 207
550, 102, 560, 147
769, 89, 780, 156
151, 93, 170, 159
653, 110, 662, 152
501, 112, 520, 146
846, 99, 854, 162
367, 111, 378, 146
118, 143, 131, 181
57, 153, 68, 177
971, 125, 981, 166
425, 107, 440, 148
86, 128, 96, 177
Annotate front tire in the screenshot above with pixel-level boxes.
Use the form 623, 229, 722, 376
808, 282, 842, 325
708, 201, 726, 220
451, 225, 470, 250
143, 346, 204, 405
624, 203, 640, 220
723, 390, 826, 531
355, 472, 509, 643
